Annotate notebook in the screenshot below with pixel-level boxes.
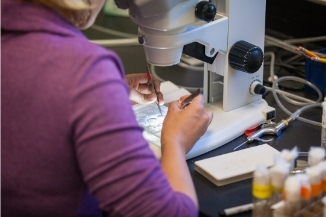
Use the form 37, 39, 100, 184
194, 144, 280, 186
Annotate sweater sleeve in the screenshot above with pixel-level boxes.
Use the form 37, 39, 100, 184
70, 53, 198, 217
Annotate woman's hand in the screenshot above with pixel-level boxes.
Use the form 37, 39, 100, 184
160, 93, 213, 207
125, 73, 164, 105
161, 93, 213, 155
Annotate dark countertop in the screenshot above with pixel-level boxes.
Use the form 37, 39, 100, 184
188, 92, 321, 217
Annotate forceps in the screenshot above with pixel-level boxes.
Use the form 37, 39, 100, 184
180, 89, 201, 109
146, 64, 162, 116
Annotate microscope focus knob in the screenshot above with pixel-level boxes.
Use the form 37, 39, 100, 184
195, 1, 216, 22
250, 81, 266, 95
229, 40, 263, 73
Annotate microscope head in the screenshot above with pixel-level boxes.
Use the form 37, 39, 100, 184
114, 0, 218, 66
137, 26, 190, 66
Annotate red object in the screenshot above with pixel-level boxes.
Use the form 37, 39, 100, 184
146, 71, 152, 84
245, 124, 261, 136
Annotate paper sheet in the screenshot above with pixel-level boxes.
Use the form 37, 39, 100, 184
132, 81, 191, 157
133, 103, 168, 148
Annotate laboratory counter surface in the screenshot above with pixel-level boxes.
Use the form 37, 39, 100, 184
187, 92, 322, 217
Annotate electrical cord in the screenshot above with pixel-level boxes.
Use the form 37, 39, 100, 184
263, 81, 304, 91
264, 51, 322, 127
263, 35, 324, 126
275, 76, 321, 106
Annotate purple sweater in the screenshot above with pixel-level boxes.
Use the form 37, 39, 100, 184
1, 1, 198, 217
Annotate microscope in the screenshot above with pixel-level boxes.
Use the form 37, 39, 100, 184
116, 0, 275, 159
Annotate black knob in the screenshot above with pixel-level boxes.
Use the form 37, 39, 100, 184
195, 1, 216, 22
254, 84, 265, 95
250, 81, 266, 95
229, 40, 263, 73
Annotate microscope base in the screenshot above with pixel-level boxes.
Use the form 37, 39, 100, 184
186, 99, 269, 159
146, 99, 269, 160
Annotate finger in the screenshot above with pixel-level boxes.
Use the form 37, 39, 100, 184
206, 110, 214, 125
128, 73, 151, 86
136, 84, 164, 104
157, 92, 165, 105
191, 94, 204, 104
129, 89, 156, 104
136, 73, 151, 84
179, 94, 191, 102
167, 101, 181, 113
143, 93, 157, 104
153, 78, 161, 93
178, 93, 203, 109
137, 84, 153, 94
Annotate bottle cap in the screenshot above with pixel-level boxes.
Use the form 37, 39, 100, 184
308, 147, 326, 166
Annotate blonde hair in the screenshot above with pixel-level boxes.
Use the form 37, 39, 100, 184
31, 0, 92, 11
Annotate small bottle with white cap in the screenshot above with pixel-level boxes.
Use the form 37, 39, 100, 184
322, 97, 326, 149
319, 161, 326, 197
283, 176, 301, 216
267, 156, 290, 217
270, 156, 290, 202
296, 173, 311, 208
252, 164, 271, 217
306, 165, 322, 203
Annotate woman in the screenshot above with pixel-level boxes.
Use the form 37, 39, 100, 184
1, 0, 213, 216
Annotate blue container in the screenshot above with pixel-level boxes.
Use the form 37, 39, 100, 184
304, 48, 326, 98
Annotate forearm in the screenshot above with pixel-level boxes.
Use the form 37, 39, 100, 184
160, 143, 198, 208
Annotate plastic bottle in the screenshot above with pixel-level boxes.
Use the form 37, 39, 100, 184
252, 164, 271, 217
306, 165, 322, 203
296, 174, 312, 208
283, 176, 301, 216
319, 161, 326, 197
270, 156, 290, 202
322, 98, 326, 149
267, 157, 290, 217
